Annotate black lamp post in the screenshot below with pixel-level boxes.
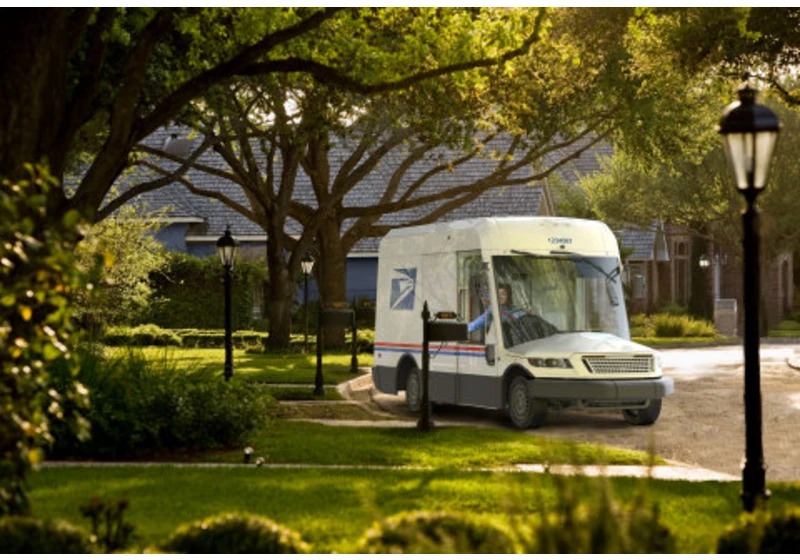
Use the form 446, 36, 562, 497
718, 83, 780, 512
217, 227, 238, 382
301, 252, 315, 354
698, 254, 710, 319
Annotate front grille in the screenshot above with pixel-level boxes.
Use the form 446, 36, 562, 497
582, 355, 654, 374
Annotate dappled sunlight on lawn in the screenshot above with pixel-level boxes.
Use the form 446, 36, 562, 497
105, 346, 371, 384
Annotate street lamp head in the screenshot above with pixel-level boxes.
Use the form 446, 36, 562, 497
216, 226, 238, 269
718, 84, 780, 192
698, 254, 710, 269
301, 251, 315, 276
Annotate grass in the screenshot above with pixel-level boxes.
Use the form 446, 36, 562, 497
197, 420, 656, 468
265, 385, 345, 401
27, 465, 800, 553
106, 346, 371, 385
767, 319, 800, 338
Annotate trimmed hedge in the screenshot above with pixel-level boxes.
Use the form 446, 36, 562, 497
104, 324, 182, 347
138, 252, 268, 330
356, 511, 519, 554
0, 516, 92, 554
161, 512, 310, 554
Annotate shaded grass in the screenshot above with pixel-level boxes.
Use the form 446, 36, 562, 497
264, 386, 344, 401
106, 346, 371, 384
200, 420, 657, 468
27, 466, 800, 553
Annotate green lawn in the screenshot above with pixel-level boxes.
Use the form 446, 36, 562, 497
27, 465, 800, 553
199, 420, 656, 468
107, 346, 371, 384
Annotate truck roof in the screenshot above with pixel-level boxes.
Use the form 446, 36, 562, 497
380, 217, 619, 257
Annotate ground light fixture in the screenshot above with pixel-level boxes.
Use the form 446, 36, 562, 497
216, 226, 238, 382
718, 82, 780, 512
301, 252, 315, 354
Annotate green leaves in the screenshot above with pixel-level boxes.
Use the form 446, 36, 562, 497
1, 164, 88, 515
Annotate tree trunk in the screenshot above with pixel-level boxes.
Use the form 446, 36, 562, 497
0, 11, 71, 181
265, 229, 294, 351
317, 218, 349, 348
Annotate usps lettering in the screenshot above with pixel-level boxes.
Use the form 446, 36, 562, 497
390, 268, 417, 310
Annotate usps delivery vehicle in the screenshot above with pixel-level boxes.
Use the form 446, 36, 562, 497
372, 217, 673, 429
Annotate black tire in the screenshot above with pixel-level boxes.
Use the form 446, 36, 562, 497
507, 376, 547, 429
622, 398, 662, 426
405, 367, 422, 412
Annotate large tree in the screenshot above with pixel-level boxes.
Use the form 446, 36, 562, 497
125, 8, 720, 349
0, 8, 539, 226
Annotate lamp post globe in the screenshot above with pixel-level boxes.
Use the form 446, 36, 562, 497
216, 227, 238, 381
301, 252, 315, 354
718, 83, 780, 512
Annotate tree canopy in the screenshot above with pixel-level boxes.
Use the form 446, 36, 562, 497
0, 8, 541, 225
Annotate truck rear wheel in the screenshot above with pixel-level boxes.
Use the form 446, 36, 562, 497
405, 367, 422, 412
508, 376, 547, 429
622, 398, 662, 426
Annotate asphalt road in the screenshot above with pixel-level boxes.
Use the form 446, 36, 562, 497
371, 344, 800, 481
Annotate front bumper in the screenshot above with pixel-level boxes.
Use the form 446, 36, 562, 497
528, 376, 674, 401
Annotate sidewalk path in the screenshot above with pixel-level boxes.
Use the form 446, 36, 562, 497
40, 460, 737, 482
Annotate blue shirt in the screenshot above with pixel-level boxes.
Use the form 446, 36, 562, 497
468, 306, 525, 333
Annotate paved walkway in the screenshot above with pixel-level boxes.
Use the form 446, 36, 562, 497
40, 460, 737, 482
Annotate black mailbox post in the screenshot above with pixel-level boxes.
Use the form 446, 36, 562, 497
418, 301, 468, 432
315, 303, 357, 396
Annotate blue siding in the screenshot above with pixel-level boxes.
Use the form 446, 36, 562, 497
155, 224, 189, 252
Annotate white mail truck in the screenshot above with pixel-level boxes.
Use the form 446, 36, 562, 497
372, 217, 673, 429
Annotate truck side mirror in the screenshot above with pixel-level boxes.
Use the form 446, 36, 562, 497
485, 344, 496, 366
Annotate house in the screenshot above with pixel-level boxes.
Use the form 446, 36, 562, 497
115, 127, 793, 330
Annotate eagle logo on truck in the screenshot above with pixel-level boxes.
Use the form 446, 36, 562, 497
390, 268, 417, 310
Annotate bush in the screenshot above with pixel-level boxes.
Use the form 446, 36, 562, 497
1, 165, 89, 514
632, 313, 716, 339
104, 324, 182, 347
161, 512, 310, 554
139, 252, 267, 330
356, 511, 519, 554
521, 478, 675, 554
48, 349, 276, 459
0, 516, 91, 554
717, 508, 800, 554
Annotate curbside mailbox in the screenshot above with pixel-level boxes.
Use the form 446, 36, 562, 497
418, 302, 468, 431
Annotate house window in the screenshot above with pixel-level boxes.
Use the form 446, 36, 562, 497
674, 241, 688, 305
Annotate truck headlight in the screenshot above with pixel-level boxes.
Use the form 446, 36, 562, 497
528, 358, 572, 369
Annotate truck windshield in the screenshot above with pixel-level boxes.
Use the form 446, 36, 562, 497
492, 253, 630, 347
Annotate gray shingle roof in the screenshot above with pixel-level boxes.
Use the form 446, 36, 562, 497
115, 126, 563, 251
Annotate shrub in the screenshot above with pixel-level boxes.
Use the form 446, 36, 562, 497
717, 508, 800, 554
356, 511, 519, 554
517, 477, 674, 554
104, 324, 182, 347
641, 313, 716, 338
48, 349, 276, 459
139, 252, 267, 330
1, 165, 89, 514
161, 512, 310, 554
0, 516, 91, 554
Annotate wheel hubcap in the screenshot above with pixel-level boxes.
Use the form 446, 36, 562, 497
511, 385, 528, 419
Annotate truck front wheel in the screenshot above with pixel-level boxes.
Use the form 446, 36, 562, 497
622, 399, 662, 426
507, 376, 547, 429
405, 367, 422, 412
